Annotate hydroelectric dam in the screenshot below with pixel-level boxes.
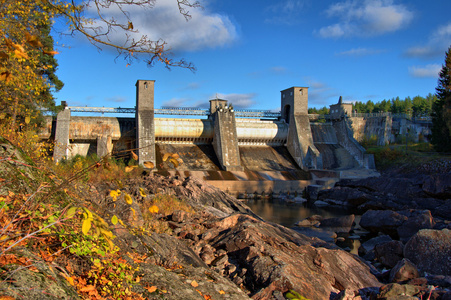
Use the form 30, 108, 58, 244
40, 80, 382, 196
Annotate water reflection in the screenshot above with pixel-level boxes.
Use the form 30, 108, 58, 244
245, 198, 352, 228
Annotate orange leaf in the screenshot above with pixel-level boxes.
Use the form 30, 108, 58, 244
145, 286, 157, 293
0, 295, 16, 300
191, 280, 199, 287
43, 50, 59, 56
64, 275, 75, 286
79, 285, 96, 292
219, 290, 225, 294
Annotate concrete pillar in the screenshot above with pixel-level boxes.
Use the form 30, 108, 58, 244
281, 87, 321, 170
97, 135, 113, 158
135, 80, 156, 168
211, 102, 242, 171
53, 108, 71, 163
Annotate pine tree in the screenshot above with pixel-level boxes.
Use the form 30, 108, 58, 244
431, 46, 451, 152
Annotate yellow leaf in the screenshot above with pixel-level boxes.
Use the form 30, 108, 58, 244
65, 207, 77, 219
143, 161, 154, 169
191, 280, 199, 287
111, 215, 118, 225
125, 166, 137, 173
24, 116, 30, 124
110, 189, 121, 201
124, 193, 133, 205
219, 290, 225, 295
82, 218, 92, 235
100, 228, 113, 238
148, 205, 159, 214
139, 188, 147, 198
162, 153, 171, 162
131, 208, 136, 219
14, 49, 28, 59
168, 158, 179, 168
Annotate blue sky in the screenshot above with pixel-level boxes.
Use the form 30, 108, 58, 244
53, 0, 451, 113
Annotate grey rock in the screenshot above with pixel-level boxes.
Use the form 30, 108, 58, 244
404, 229, 451, 276
389, 258, 420, 283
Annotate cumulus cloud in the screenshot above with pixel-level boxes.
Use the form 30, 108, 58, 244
405, 23, 451, 58
336, 47, 385, 56
265, 0, 307, 25
85, 0, 238, 52
317, 0, 413, 38
408, 64, 441, 78
213, 93, 257, 109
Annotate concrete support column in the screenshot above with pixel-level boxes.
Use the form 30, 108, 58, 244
97, 135, 113, 158
211, 102, 242, 171
53, 108, 71, 163
281, 87, 321, 170
135, 80, 156, 168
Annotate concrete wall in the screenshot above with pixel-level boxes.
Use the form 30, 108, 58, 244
347, 116, 431, 145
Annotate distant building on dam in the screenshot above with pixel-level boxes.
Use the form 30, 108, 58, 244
39, 80, 428, 194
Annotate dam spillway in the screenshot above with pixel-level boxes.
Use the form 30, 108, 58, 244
43, 80, 380, 195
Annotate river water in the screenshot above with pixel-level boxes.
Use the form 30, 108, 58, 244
245, 198, 364, 254
244, 198, 353, 228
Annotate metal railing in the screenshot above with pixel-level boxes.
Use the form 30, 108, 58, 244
64, 106, 282, 118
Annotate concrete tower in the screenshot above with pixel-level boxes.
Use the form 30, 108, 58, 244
280, 87, 309, 124
135, 80, 156, 168
281, 87, 321, 170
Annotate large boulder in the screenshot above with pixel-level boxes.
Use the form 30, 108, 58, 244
422, 174, 451, 199
396, 210, 435, 243
375, 240, 404, 268
360, 210, 408, 237
203, 214, 381, 300
404, 229, 451, 276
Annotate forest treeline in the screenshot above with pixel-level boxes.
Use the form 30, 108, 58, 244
308, 93, 437, 116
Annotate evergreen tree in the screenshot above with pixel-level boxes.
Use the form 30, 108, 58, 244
431, 46, 451, 152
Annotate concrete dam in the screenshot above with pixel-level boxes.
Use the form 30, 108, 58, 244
40, 80, 379, 196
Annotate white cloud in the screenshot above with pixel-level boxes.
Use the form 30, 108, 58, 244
336, 47, 385, 56
318, 0, 413, 38
85, 0, 238, 52
265, 1, 307, 25
408, 64, 441, 78
213, 93, 257, 109
405, 23, 451, 58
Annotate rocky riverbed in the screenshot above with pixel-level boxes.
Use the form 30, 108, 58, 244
298, 158, 451, 299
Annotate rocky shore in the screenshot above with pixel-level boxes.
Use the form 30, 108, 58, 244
1, 137, 450, 299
